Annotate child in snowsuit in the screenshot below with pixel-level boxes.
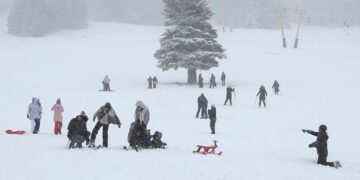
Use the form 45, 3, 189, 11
102, 75, 111, 91
89, 102, 121, 148
147, 76, 153, 89
51, 98, 64, 135
272, 80, 280, 95
27, 98, 42, 134
256, 85, 267, 107
302, 125, 341, 168
152, 76, 158, 89
67, 111, 90, 148
208, 105, 217, 134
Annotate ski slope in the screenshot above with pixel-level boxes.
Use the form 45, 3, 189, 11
0, 14, 360, 180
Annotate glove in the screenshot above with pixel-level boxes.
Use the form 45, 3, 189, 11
27, 114, 29, 119
118, 123, 121, 128
301, 129, 307, 133
93, 116, 96, 122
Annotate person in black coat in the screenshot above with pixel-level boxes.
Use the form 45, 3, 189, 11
196, 93, 208, 119
272, 80, 280, 95
224, 86, 235, 106
67, 111, 90, 148
256, 85, 268, 107
208, 105, 217, 134
302, 125, 341, 168
221, 72, 226, 86
198, 74, 203, 88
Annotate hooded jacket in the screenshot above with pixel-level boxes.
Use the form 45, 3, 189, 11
27, 98, 42, 120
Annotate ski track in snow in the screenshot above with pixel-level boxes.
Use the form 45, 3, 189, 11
1, 15, 360, 180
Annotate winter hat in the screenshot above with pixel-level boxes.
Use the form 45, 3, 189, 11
80, 111, 86, 116
319, 124, 327, 132
105, 102, 111, 109
136, 101, 145, 108
56, 98, 61, 104
211, 104, 215, 108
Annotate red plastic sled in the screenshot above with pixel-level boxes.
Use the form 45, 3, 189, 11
193, 140, 223, 155
5, 130, 26, 135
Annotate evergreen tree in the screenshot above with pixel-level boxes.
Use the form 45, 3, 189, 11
7, 0, 56, 36
155, 0, 226, 84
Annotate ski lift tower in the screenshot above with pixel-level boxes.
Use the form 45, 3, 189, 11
277, 8, 306, 49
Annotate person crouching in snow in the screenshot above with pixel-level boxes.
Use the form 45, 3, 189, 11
67, 111, 90, 149
27, 97, 42, 134
89, 102, 121, 148
208, 105, 217, 134
51, 98, 64, 135
302, 125, 341, 168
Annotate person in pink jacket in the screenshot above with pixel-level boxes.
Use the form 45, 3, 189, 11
51, 98, 64, 135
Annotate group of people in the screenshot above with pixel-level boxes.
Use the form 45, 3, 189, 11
198, 72, 226, 88
147, 76, 158, 89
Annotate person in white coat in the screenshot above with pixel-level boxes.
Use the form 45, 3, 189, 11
27, 97, 42, 134
134, 101, 150, 130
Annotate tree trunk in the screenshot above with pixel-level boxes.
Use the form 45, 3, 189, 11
187, 69, 197, 84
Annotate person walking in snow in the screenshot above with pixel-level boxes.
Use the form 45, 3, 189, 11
134, 101, 150, 130
209, 74, 216, 88
221, 72, 226, 86
224, 86, 235, 106
102, 75, 111, 91
198, 74, 203, 88
27, 97, 42, 134
196, 93, 208, 119
272, 80, 280, 95
147, 76, 153, 89
256, 85, 268, 107
89, 102, 121, 148
208, 105, 217, 134
302, 125, 341, 168
67, 111, 90, 149
152, 76, 158, 89
51, 98, 64, 135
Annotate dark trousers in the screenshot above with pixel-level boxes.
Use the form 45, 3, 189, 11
224, 96, 232, 105
222, 80, 225, 86
259, 99, 266, 107
90, 122, 109, 147
69, 134, 85, 148
317, 149, 334, 167
103, 83, 110, 91
274, 87, 279, 95
210, 120, 216, 134
153, 82, 157, 89
201, 105, 208, 118
33, 119, 40, 134
148, 82, 152, 89
196, 104, 202, 118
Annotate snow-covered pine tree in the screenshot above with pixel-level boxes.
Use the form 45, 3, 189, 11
155, 0, 226, 84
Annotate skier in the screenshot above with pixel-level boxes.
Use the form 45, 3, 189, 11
102, 75, 111, 91
302, 125, 342, 168
196, 93, 208, 119
147, 76, 153, 89
89, 102, 121, 148
67, 111, 90, 149
198, 74, 203, 88
209, 74, 216, 88
224, 86, 235, 106
208, 104, 217, 134
152, 76, 158, 89
272, 80, 280, 95
51, 98, 64, 135
256, 85, 268, 107
134, 101, 150, 130
27, 97, 42, 134
221, 72, 226, 86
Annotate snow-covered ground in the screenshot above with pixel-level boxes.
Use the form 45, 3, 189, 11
1, 14, 360, 180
